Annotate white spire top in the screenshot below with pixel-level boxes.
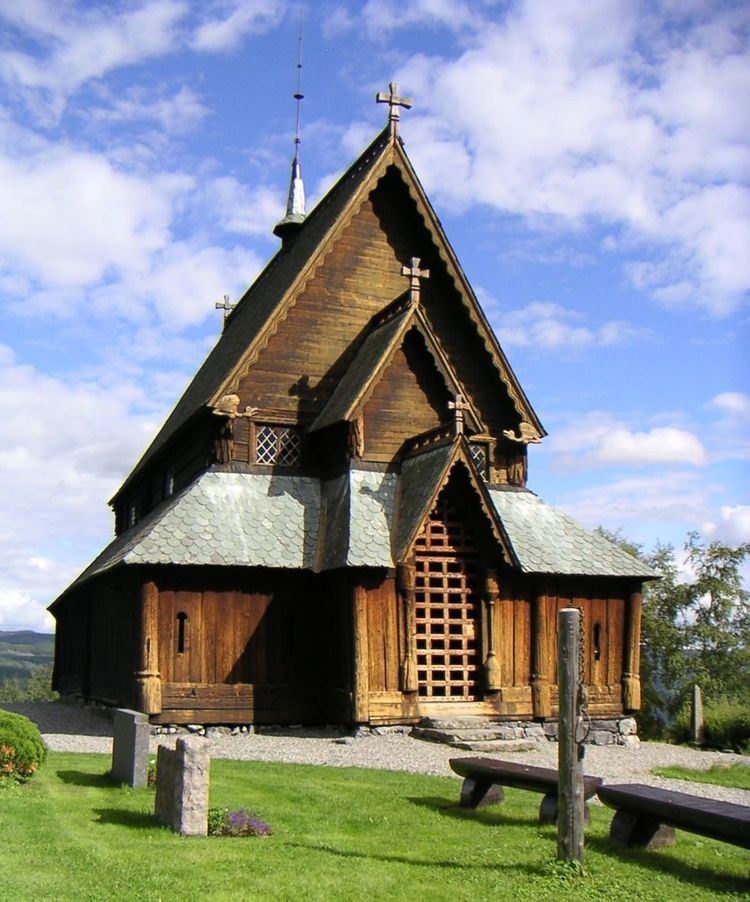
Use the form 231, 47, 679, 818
274, 19, 306, 242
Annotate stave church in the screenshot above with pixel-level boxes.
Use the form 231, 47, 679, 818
50, 84, 654, 726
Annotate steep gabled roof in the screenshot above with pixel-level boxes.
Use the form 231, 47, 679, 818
310, 300, 482, 434
114, 125, 544, 501
392, 438, 516, 564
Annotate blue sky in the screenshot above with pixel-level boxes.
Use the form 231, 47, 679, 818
0, 0, 748, 631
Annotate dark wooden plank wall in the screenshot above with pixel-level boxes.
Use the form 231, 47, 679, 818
235, 191, 407, 417
362, 331, 448, 461
156, 567, 352, 724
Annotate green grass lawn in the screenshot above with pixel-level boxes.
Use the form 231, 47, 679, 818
652, 763, 750, 791
1, 752, 748, 901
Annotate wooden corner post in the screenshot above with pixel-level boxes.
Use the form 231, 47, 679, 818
483, 570, 501, 691
557, 607, 585, 864
135, 579, 162, 716
352, 582, 370, 724
397, 559, 419, 693
531, 584, 552, 718
622, 587, 642, 711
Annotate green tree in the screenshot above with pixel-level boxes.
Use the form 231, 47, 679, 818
640, 534, 750, 734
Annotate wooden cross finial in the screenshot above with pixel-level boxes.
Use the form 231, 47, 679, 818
401, 256, 429, 304
448, 393, 471, 435
376, 81, 413, 137
215, 294, 235, 327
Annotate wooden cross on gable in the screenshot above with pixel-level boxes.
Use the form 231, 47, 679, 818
376, 81, 413, 138
215, 294, 235, 328
401, 256, 429, 304
448, 393, 471, 435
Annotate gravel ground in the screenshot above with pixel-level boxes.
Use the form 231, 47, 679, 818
6, 702, 750, 806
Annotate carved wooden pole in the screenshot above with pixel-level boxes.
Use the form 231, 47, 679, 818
352, 583, 370, 723
135, 580, 162, 715
483, 570, 501, 691
531, 585, 552, 718
622, 588, 642, 711
397, 560, 418, 692
557, 607, 584, 864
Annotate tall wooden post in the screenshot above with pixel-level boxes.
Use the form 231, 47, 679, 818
483, 570, 501, 691
557, 607, 584, 863
352, 583, 370, 723
531, 585, 552, 718
397, 560, 418, 692
622, 588, 642, 711
135, 580, 162, 715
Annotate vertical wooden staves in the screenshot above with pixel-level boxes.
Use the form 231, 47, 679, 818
135, 580, 162, 715
352, 583, 370, 723
622, 589, 642, 711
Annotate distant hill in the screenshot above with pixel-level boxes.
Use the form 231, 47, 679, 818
0, 630, 54, 683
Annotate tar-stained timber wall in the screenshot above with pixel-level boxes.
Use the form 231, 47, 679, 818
154, 566, 352, 725
52, 571, 139, 707
358, 569, 634, 725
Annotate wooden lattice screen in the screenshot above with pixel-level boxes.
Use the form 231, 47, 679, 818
413, 493, 480, 700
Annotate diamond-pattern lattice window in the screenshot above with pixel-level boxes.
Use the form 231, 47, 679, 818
469, 442, 488, 480
255, 424, 302, 466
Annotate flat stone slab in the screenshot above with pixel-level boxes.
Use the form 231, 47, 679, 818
448, 738, 541, 753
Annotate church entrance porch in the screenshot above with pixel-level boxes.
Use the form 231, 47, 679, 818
413, 493, 481, 702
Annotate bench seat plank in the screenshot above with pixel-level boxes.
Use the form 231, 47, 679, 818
450, 757, 602, 799
598, 783, 750, 850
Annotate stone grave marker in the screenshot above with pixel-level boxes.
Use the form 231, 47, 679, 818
111, 708, 150, 787
154, 737, 209, 836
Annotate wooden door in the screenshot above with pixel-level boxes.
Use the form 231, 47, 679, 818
413, 493, 480, 700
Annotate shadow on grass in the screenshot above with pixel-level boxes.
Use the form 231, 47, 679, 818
57, 770, 113, 788
286, 840, 542, 875
93, 808, 160, 830
408, 795, 543, 829
586, 833, 749, 894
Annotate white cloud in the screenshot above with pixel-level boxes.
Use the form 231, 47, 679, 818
0, 0, 187, 120
549, 412, 707, 469
202, 177, 284, 237
492, 300, 646, 349
391, 1, 750, 313
86, 86, 209, 134
191, 0, 285, 52
711, 391, 750, 419
703, 505, 750, 545
0, 343, 168, 633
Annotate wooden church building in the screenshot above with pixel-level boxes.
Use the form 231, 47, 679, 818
50, 85, 654, 726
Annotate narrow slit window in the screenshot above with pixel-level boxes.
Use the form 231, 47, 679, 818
176, 612, 188, 654
593, 622, 602, 661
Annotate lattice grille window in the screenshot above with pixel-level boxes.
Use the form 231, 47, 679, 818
255, 424, 302, 466
469, 442, 488, 480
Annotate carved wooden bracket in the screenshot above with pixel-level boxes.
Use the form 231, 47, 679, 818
397, 559, 418, 693
483, 570, 502, 692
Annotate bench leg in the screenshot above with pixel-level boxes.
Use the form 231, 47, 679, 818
459, 777, 505, 809
609, 809, 675, 849
538, 794, 593, 826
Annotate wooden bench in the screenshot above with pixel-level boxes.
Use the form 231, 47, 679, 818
597, 783, 750, 850
449, 757, 603, 825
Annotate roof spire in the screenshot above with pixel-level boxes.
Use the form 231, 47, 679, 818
274, 14, 306, 244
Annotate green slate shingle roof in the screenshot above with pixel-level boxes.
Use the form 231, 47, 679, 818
488, 487, 656, 578
65, 462, 653, 600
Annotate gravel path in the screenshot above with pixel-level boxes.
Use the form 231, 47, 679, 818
6, 702, 750, 806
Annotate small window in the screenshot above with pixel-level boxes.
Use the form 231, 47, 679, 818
468, 442, 489, 480
127, 502, 138, 528
255, 424, 302, 466
593, 622, 602, 661
164, 467, 175, 498
176, 612, 188, 654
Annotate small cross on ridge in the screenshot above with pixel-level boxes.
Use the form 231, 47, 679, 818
448, 393, 471, 435
215, 294, 235, 327
376, 81, 413, 137
401, 256, 429, 304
